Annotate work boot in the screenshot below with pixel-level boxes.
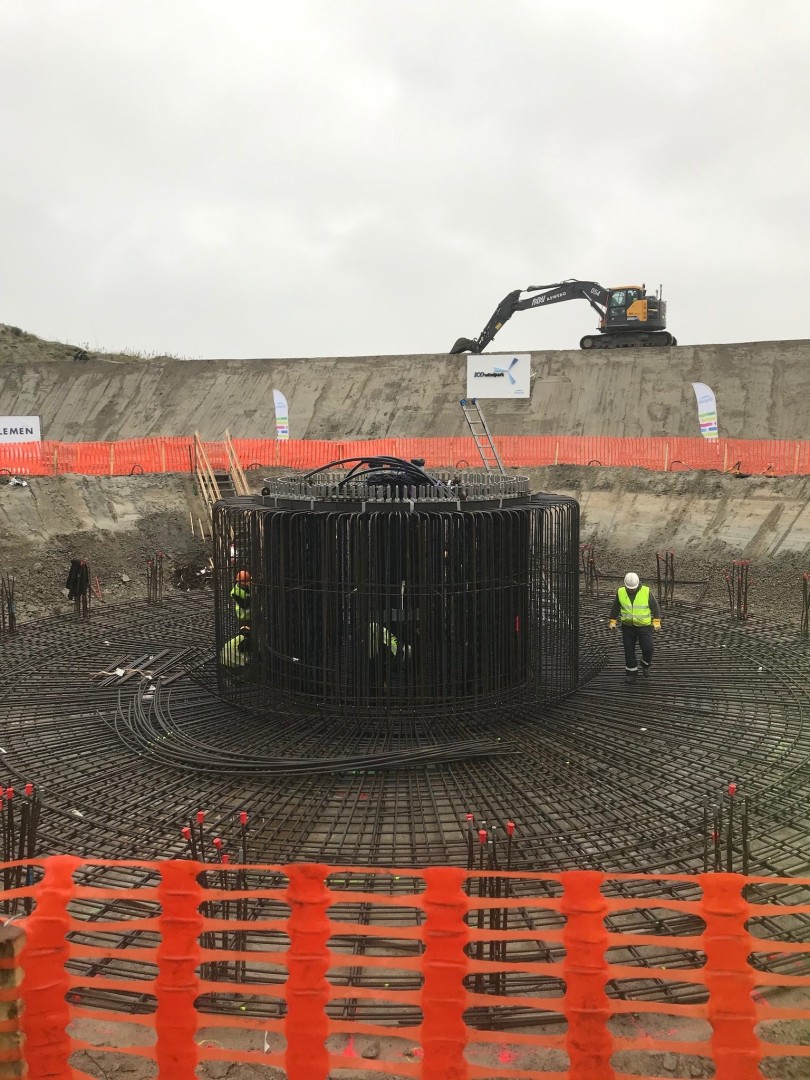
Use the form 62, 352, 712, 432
641, 663, 650, 678
625, 670, 637, 684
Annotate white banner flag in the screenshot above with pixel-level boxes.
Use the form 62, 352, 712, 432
691, 382, 718, 440
273, 389, 289, 440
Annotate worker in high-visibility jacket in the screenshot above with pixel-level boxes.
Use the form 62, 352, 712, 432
608, 572, 661, 682
369, 623, 412, 662
230, 570, 251, 621
220, 625, 252, 668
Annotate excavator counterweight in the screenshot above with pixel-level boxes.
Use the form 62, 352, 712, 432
450, 279, 676, 353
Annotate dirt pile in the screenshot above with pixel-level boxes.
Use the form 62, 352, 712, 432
0, 473, 209, 621
0, 322, 178, 365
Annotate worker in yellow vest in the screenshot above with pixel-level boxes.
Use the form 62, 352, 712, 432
608, 572, 661, 683
369, 622, 412, 661
220, 625, 252, 668
230, 570, 251, 621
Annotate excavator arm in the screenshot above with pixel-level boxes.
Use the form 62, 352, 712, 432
450, 280, 611, 354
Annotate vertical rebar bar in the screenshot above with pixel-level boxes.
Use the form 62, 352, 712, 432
702, 800, 708, 873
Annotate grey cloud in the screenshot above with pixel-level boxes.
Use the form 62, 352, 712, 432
1, 0, 808, 358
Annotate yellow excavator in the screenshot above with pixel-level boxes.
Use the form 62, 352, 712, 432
450, 280, 675, 352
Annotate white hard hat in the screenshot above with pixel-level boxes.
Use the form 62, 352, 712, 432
624, 572, 640, 589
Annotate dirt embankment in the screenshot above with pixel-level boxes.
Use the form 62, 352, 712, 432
1, 466, 808, 624
529, 465, 810, 621
3, 323, 810, 441
0, 473, 210, 621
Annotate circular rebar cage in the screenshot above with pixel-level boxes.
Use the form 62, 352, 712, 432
213, 469, 579, 717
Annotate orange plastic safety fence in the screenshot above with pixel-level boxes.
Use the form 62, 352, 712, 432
2, 858, 810, 1079
2, 436, 810, 477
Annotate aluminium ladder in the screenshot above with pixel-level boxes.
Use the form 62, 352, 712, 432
459, 398, 506, 475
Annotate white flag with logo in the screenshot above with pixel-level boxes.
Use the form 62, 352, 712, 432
273, 389, 289, 440
691, 382, 718, 440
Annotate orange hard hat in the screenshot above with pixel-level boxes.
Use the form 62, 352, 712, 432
236, 570, 251, 584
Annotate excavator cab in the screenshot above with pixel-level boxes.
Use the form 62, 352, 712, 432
587, 284, 671, 347
606, 286, 648, 326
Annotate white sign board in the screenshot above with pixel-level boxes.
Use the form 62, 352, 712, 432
466, 354, 531, 399
0, 416, 41, 443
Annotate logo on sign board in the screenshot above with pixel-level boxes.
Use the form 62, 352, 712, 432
495, 356, 520, 384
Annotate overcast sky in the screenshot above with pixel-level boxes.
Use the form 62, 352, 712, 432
1, 1, 808, 359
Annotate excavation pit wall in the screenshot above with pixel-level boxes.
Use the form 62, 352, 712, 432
2, 330, 810, 442
1, 465, 809, 624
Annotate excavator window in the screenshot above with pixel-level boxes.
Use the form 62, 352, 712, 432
609, 291, 626, 308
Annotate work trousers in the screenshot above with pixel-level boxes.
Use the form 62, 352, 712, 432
621, 624, 653, 672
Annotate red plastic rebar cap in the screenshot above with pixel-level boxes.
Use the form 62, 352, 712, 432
478, 829, 487, 843
196, 811, 205, 824
506, 820, 516, 836
181, 827, 192, 840
239, 811, 248, 825
213, 837, 223, 849
728, 782, 737, 796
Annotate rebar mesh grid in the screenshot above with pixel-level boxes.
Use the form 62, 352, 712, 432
2, 593, 810, 871
2, 594, 810, 1024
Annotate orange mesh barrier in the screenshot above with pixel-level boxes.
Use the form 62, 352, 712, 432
2, 857, 810, 1078
1, 436, 810, 477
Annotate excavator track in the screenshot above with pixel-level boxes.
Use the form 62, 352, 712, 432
580, 331, 676, 350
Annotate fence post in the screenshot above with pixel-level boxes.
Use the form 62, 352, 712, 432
561, 870, 614, 1080
284, 864, 330, 1080
20, 855, 78, 1080
155, 860, 203, 1080
0, 925, 25, 1079
421, 867, 469, 1080
700, 873, 761, 1080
